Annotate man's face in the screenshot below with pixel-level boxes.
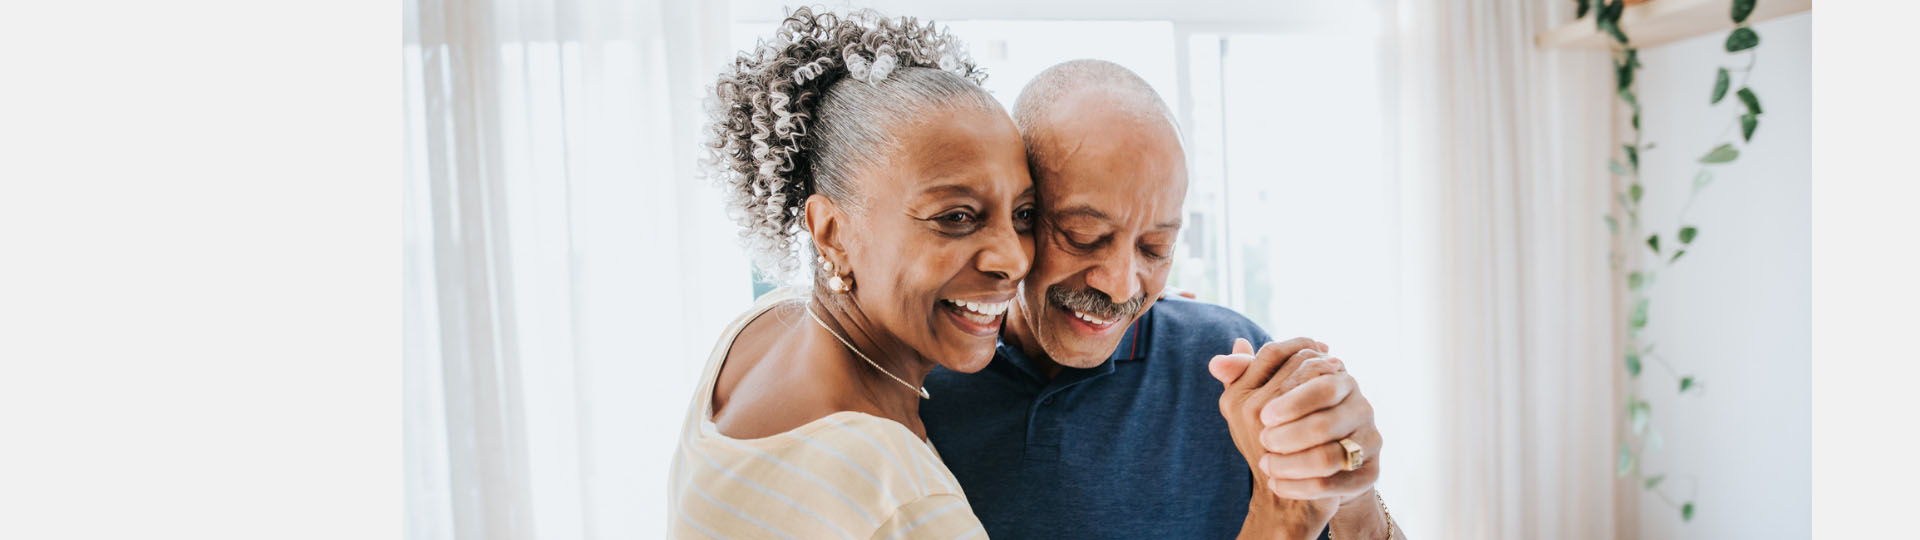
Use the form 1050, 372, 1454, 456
1011, 93, 1187, 368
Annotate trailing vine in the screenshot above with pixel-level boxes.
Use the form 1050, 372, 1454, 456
1579, 0, 1766, 525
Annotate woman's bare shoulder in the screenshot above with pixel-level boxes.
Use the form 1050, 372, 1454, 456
710, 302, 862, 440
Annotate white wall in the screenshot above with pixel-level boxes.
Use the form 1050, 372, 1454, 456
1632, 11, 1810, 539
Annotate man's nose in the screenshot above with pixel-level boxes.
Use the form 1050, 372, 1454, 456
1082, 245, 1140, 304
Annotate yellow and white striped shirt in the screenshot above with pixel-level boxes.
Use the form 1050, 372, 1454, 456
669, 289, 985, 539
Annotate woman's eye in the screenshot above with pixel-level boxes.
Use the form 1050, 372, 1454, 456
1013, 207, 1036, 231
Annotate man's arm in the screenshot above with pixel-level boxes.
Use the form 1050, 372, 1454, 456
1239, 485, 1332, 540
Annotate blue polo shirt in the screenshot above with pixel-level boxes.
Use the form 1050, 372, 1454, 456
921, 298, 1331, 539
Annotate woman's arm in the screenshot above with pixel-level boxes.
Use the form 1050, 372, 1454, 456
1328, 489, 1405, 540
870, 494, 985, 539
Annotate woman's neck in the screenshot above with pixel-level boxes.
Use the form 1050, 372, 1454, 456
807, 292, 933, 436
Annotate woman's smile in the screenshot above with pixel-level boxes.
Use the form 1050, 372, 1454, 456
938, 296, 1014, 337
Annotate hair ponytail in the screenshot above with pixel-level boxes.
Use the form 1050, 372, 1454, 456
703, 7, 991, 279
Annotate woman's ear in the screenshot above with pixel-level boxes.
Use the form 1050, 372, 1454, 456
804, 194, 846, 264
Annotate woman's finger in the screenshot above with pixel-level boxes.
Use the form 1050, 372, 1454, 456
1259, 386, 1367, 454
1260, 371, 1356, 427
1265, 464, 1379, 501
1259, 439, 1349, 480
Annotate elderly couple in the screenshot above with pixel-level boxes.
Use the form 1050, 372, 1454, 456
669, 7, 1403, 540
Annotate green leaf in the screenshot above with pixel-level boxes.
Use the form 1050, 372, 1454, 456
1732, 0, 1756, 23
1645, 474, 1665, 490
1610, 159, 1629, 176
1615, 58, 1634, 90
1738, 87, 1763, 114
1680, 376, 1696, 392
1726, 26, 1760, 52
1630, 401, 1651, 434
1578, 0, 1592, 19
1647, 234, 1661, 254
1628, 271, 1644, 290
1625, 145, 1640, 170
1605, 214, 1620, 234
1631, 297, 1649, 329
1617, 443, 1634, 477
1670, 249, 1687, 263
1711, 68, 1730, 104
1693, 170, 1713, 192
1626, 351, 1643, 376
1682, 502, 1696, 522
1700, 144, 1740, 164
1630, 183, 1644, 203
1600, 18, 1630, 45
1679, 226, 1698, 244
1741, 113, 1759, 142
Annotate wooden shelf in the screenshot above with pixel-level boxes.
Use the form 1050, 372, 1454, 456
1536, 0, 1811, 49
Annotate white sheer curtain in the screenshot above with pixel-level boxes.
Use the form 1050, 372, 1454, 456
1389, 0, 1621, 538
403, 0, 750, 538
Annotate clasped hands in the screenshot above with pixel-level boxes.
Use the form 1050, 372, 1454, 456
1210, 337, 1383, 538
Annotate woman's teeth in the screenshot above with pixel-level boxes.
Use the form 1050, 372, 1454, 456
1071, 310, 1116, 326
945, 298, 1010, 324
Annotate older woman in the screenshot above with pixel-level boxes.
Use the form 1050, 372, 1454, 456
668, 8, 1030, 539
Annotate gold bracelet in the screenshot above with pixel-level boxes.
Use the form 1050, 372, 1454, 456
1377, 490, 1398, 539
1327, 490, 1398, 540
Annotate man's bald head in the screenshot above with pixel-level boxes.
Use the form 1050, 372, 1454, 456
1011, 59, 1181, 175
1001, 59, 1190, 369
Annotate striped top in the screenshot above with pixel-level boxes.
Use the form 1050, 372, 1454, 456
669, 288, 985, 539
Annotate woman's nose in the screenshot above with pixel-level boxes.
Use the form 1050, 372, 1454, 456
975, 221, 1031, 282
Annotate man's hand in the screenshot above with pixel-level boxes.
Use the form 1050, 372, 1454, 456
1255, 354, 1381, 505
1211, 337, 1388, 538
1210, 337, 1340, 539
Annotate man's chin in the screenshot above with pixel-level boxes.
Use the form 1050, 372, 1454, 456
1040, 318, 1127, 368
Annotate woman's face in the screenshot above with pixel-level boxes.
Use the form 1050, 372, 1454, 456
831, 105, 1035, 374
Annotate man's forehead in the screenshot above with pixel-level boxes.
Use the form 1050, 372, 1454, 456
1041, 173, 1185, 229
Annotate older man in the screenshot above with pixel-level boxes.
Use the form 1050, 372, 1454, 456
921, 60, 1402, 539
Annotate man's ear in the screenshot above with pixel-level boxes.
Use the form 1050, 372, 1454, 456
804, 194, 847, 264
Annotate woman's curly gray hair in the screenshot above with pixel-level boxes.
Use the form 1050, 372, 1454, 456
704, 6, 995, 279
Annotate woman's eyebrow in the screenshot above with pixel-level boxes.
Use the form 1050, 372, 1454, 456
913, 183, 978, 200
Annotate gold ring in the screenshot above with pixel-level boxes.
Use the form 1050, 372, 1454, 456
1338, 438, 1367, 471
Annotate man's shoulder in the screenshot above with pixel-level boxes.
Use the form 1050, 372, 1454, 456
1145, 297, 1271, 344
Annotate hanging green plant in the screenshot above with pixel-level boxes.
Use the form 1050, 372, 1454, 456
1586, 0, 1771, 525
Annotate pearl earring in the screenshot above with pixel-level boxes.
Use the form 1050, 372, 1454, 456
819, 255, 851, 293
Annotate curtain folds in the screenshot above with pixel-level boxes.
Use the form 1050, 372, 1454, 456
403, 1, 746, 539
1390, 0, 1622, 538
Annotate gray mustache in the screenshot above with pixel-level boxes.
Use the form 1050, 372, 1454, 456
1046, 285, 1144, 321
